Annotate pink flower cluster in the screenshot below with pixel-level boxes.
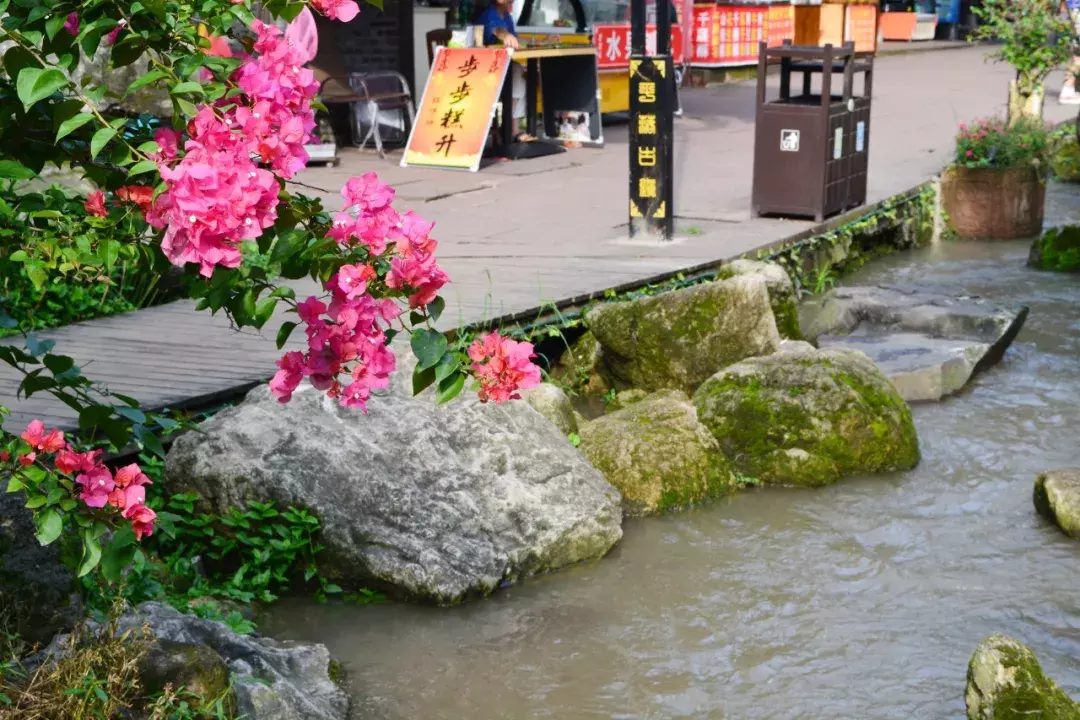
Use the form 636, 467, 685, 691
147, 20, 320, 277
12, 420, 157, 541
269, 173, 455, 410
312, 0, 360, 22
468, 332, 542, 403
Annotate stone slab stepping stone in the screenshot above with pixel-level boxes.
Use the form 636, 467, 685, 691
801, 285, 1029, 402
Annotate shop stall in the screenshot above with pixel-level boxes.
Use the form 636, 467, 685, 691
878, 0, 937, 41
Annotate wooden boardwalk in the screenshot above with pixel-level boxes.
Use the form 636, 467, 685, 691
1, 47, 1073, 430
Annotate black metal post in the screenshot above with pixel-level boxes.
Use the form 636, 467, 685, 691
630, 0, 645, 55
628, 54, 674, 240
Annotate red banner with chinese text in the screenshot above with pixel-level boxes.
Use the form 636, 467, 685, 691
402, 47, 510, 172
593, 24, 684, 70
767, 4, 794, 48
690, 5, 768, 67
845, 4, 878, 54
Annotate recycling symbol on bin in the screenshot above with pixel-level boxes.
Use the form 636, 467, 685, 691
780, 129, 800, 152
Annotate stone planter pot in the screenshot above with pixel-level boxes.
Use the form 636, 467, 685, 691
941, 166, 1046, 239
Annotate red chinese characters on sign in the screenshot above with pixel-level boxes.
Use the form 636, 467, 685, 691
593, 23, 684, 70
767, 3, 794, 48
690, 5, 768, 67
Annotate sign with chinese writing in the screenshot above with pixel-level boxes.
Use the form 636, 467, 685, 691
845, 5, 878, 53
401, 47, 510, 172
629, 54, 674, 239
690, 5, 767, 67
766, 3, 794, 48
594, 23, 684, 70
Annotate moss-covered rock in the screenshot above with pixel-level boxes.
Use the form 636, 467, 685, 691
1052, 132, 1080, 183
1029, 226, 1080, 273
140, 640, 234, 711
578, 390, 736, 515
716, 259, 802, 340
551, 331, 613, 396
585, 275, 781, 394
522, 383, 578, 436
1033, 469, 1080, 538
966, 635, 1080, 720
606, 388, 648, 413
691, 346, 919, 486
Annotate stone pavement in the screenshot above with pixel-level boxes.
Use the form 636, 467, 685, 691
1, 47, 1074, 430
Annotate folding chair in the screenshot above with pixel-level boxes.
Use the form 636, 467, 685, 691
349, 72, 416, 156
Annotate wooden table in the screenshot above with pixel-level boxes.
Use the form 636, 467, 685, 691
492, 45, 599, 161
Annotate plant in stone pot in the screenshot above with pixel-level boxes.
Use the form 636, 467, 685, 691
941, 117, 1053, 239
970, 0, 1073, 124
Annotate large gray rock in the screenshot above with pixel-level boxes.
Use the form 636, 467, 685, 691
716, 259, 802, 339
966, 635, 1080, 720
585, 275, 782, 394
802, 285, 1028, 402
692, 345, 920, 486
0, 491, 79, 645
42, 602, 346, 720
578, 390, 736, 516
521, 383, 578, 436
1034, 469, 1080, 538
165, 384, 623, 605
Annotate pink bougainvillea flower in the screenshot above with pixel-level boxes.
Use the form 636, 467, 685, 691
124, 503, 157, 540
108, 483, 146, 513
0, 450, 9, 463
20, 420, 45, 448
106, 24, 123, 45
151, 128, 181, 161
77, 465, 115, 508
333, 264, 369, 300
198, 26, 233, 58
342, 173, 394, 212
468, 331, 542, 403
17, 452, 35, 467
311, 0, 360, 22
39, 429, 66, 453
64, 12, 79, 36
297, 297, 328, 325
84, 190, 107, 217
117, 185, 155, 219
113, 463, 151, 488
269, 350, 306, 403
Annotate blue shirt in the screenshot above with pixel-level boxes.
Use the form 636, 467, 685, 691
479, 6, 516, 46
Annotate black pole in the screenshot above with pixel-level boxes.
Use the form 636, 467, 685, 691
630, 0, 645, 54
656, 0, 670, 56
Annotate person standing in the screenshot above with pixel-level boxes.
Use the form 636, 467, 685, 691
1060, 0, 1080, 104
478, 0, 534, 141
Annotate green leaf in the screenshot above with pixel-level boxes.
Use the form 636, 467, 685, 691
427, 296, 446, 323
35, 509, 62, 546
254, 297, 278, 329
43, 354, 74, 375
276, 321, 297, 349
434, 352, 460, 383
170, 81, 205, 96
135, 424, 165, 459
8, 250, 27, 262
101, 239, 120, 271
55, 111, 93, 141
0, 161, 35, 180
270, 229, 304, 263
116, 406, 146, 424
16, 67, 68, 110
412, 364, 436, 396
78, 404, 113, 431
100, 418, 130, 451
436, 372, 466, 404
410, 329, 447, 371
77, 529, 102, 577
101, 525, 137, 583
3, 46, 41, 80
127, 159, 158, 177
270, 286, 296, 300
24, 495, 46, 509
90, 126, 118, 159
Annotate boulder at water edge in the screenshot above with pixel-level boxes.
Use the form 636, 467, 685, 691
692, 345, 919, 486
41, 602, 346, 720
966, 635, 1080, 720
715, 259, 802, 340
1033, 469, 1080, 538
585, 275, 781, 394
521, 383, 578, 436
802, 285, 1028, 402
578, 390, 736, 516
165, 385, 623, 604
1029, 226, 1080, 272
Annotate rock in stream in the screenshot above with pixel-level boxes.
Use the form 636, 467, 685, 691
966, 635, 1080, 719
1033, 469, 1080, 538
801, 285, 1028, 402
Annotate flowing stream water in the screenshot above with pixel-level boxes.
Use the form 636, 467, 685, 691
263, 202, 1080, 719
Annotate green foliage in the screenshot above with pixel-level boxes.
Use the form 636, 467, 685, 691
1033, 225, 1080, 272
953, 117, 1053, 172
1050, 126, 1080, 182
970, 0, 1074, 95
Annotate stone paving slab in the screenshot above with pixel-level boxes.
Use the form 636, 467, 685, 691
1, 47, 1074, 430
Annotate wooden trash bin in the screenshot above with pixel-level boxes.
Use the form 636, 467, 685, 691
751, 41, 873, 221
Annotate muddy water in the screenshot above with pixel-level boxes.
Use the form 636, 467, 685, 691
263, 225, 1080, 719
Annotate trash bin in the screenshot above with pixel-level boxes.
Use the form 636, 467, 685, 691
751, 40, 873, 222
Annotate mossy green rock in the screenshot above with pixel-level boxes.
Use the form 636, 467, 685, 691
1033, 469, 1080, 537
606, 388, 648, 413
966, 635, 1080, 720
586, 275, 781, 394
1029, 226, 1080, 272
1052, 132, 1080, 183
140, 640, 233, 712
692, 346, 919, 486
578, 390, 737, 515
551, 331, 613, 396
715, 259, 802, 340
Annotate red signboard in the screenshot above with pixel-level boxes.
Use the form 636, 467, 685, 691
767, 3, 794, 48
690, 4, 768, 67
593, 23, 685, 70
845, 4, 878, 53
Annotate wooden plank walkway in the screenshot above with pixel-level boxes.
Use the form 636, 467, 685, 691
1, 47, 1073, 430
